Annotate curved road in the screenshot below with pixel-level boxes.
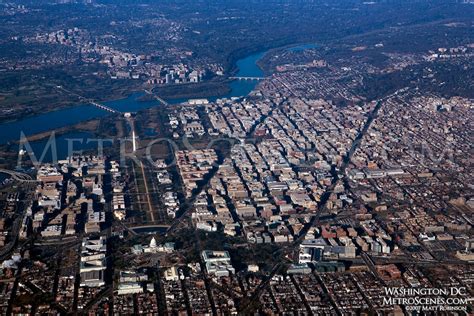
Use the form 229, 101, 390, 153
0, 169, 37, 183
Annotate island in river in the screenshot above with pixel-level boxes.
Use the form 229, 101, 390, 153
0, 44, 319, 163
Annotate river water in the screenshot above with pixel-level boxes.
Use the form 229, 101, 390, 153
0, 92, 159, 145
165, 50, 266, 104
0, 44, 317, 161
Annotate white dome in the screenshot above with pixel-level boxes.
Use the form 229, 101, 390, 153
149, 237, 157, 248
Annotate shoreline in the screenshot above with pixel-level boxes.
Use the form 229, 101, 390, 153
0, 119, 101, 155
0, 41, 319, 129
0, 86, 138, 126
151, 78, 232, 101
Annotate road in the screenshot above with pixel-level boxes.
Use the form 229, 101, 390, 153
240, 87, 410, 313
0, 169, 37, 183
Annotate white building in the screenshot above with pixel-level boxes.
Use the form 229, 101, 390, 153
201, 250, 235, 277
80, 236, 107, 287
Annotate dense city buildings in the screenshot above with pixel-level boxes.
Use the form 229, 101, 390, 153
0, 0, 473, 314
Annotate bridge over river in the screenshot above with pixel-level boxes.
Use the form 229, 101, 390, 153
55, 85, 120, 114
229, 76, 266, 81
144, 89, 170, 106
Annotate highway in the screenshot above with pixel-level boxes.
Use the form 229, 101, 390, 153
0, 169, 37, 183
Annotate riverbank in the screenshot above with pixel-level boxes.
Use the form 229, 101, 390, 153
256, 42, 320, 74
0, 79, 141, 125
0, 92, 162, 145
10, 119, 100, 144
0, 41, 320, 147
0, 41, 310, 127
148, 79, 232, 101
0, 119, 102, 166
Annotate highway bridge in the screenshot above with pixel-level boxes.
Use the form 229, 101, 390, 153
0, 169, 37, 183
55, 85, 119, 114
229, 76, 266, 81
89, 101, 119, 113
144, 89, 170, 106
